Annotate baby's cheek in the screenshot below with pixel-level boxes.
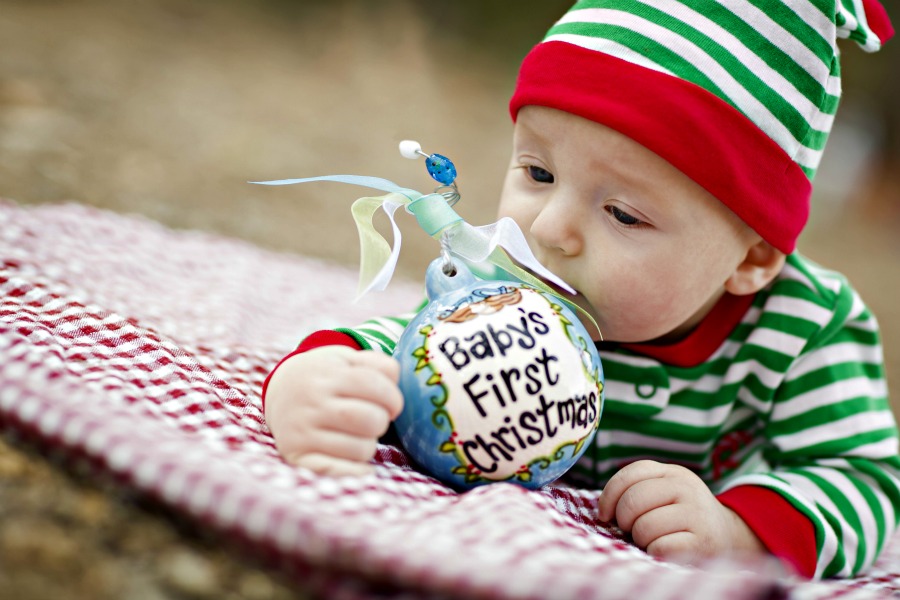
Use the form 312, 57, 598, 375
497, 197, 534, 228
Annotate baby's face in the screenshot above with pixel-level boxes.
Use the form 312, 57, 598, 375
498, 106, 759, 343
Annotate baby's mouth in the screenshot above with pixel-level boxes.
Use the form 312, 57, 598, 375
529, 269, 578, 300
544, 279, 580, 304
509, 250, 577, 296
504, 257, 583, 306
527, 271, 603, 340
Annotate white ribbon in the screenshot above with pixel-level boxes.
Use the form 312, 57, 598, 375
251, 175, 576, 298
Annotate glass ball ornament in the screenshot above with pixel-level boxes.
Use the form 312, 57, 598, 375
393, 258, 604, 489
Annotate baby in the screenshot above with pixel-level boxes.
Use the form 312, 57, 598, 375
263, 0, 899, 580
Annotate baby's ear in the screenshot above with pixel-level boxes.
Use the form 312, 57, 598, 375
725, 240, 786, 296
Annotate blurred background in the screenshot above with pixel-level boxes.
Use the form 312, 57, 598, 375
0, 0, 898, 597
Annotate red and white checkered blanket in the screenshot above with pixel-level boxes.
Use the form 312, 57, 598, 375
2, 200, 899, 599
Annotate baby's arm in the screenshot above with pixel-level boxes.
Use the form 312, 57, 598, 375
264, 346, 403, 476
598, 275, 900, 577
597, 461, 766, 564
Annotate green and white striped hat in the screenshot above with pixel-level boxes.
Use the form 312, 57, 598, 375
510, 0, 894, 253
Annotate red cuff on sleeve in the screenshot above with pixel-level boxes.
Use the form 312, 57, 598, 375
260, 330, 363, 409
717, 485, 817, 578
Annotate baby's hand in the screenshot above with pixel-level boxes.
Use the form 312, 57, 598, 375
597, 460, 764, 564
264, 346, 403, 477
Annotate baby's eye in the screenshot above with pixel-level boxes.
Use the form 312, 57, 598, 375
606, 205, 645, 227
526, 165, 555, 184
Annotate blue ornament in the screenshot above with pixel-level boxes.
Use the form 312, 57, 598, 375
393, 258, 604, 490
425, 154, 457, 186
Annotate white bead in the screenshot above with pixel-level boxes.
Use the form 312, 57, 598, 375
399, 139, 422, 160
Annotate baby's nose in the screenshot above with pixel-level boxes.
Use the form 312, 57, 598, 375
530, 197, 583, 257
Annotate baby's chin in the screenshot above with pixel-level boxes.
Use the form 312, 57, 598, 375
600, 320, 696, 345
543, 288, 679, 344
528, 269, 701, 344
575, 307, 686, 344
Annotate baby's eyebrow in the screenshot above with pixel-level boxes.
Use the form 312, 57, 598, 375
514, 117, 553, 146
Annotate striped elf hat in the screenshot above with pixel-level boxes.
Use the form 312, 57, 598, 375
509, 0, 894, 254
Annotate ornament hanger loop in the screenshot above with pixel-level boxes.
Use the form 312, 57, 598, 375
440, 231, 457, 277
435, 182, 460, 207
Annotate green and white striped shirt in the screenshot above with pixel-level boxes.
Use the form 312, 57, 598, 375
336, 253, 900, 578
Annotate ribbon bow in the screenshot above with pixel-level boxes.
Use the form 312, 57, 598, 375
251, 174, 576, 302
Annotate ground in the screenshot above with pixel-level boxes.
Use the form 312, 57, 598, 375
1, 1, 898, 598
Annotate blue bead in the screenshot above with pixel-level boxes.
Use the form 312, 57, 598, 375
425, 153, 457, 185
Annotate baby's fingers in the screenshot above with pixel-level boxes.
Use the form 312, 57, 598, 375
286, 429, 379, 467
293, 453, 375, 478
339, 356, 404, 419
598, 460, 670, 522
347, 349, 400, 382
630, 503, 688, 549
646, 531, 701, 565
317, 397, 394, 438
